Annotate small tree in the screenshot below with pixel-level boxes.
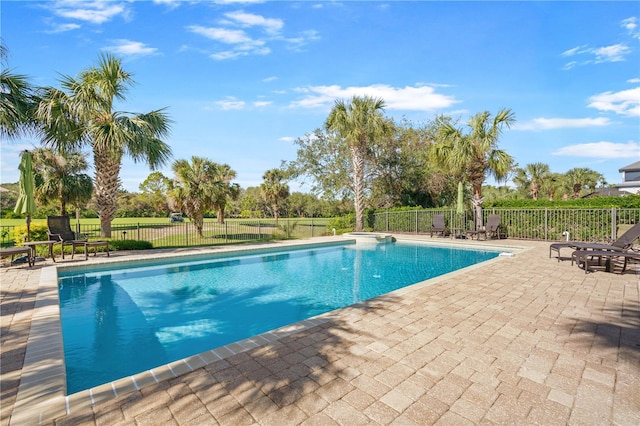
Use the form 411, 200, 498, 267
260, 169, 289, 221
168, 157, 223, 237
32, 148, 93, 215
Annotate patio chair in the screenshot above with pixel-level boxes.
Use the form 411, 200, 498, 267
484, 214, 501, 239
571, 249, 640, 274
47, 215, 87, 259
430, 214, 447, 237
549, 222, 640, 261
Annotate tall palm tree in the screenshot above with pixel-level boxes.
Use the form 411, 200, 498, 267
564, 167, 604, 198
325, 95, 391, 231
32, 148, 93, 215
168, 156, 223, 237
542, 172, 564, 201
35, 53, 172, 237
212, 163, 240, 224
514, 162, 551, 200
0, 43, 37, 140
260, 168, 289, 222
431, 109, 515, 228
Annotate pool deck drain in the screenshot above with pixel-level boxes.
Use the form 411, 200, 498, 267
1, 236, 638, 425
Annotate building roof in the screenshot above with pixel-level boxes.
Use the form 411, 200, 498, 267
582, 187, 633, 198
619, 161, 640, 172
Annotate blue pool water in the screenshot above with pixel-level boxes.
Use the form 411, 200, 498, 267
58, 241, 500, 393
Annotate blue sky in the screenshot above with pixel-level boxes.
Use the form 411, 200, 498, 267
1, 0, 639, 193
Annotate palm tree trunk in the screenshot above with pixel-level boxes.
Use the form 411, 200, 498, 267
94, 149, 121, 238
217, 207, 225, 224
351, 145, 365, 232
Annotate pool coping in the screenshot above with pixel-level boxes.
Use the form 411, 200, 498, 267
10, 236, 528, 425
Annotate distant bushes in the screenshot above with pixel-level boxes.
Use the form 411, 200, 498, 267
107, 240, 153, 250
485, 194, 640, 209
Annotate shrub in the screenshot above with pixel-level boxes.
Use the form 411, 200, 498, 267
327, 214, 355, 232
13, 223, 49, 245
107, 239, 153, 251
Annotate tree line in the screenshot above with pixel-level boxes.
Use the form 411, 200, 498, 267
2, 44, 617, 236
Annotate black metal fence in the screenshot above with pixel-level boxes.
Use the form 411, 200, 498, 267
2, 208, 639, 249
0, 218, 330, 248
370, 208, 640, 242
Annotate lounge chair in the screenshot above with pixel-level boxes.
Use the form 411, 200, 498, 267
430, 214, 447, 237
571, 249, 640, 274
47, 215, 87, 259
485, 214, 501, 239
549, 222, 640, 261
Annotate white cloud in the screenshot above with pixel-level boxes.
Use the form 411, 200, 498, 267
561, 43, 631, 69
224, 10, 283, 35
45, 22, 81, 33
588, 87, 640, 117
514, 117, 612, 131
262, 76, 278, 82
628, 78, 640, 84
561, 45, 588, 57
189, 25, 253, 44
48, 0, 129, 24
279, 136, 295, 142
593, 44, 630, 63
104, 39, 159, 57
189, 10, 317, 60
552, 141, 640, 159
290, 84, 459, 111
622, 16, 639, 39
214, 98, 246, 110
253, 101, 272, 107
189, 25, 271, 59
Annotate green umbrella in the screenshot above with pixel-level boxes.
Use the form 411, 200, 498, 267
14, 150, 37, 242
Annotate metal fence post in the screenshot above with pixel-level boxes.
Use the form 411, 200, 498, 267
137, 223, 140, 241
544, 208, 548, 241
311, 217, 314, 237
185, 222, 188, 246
225, 222, 228, 243
611, 208, 617, 240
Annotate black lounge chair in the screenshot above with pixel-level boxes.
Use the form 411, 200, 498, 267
430, 214, 447, 237
549, 222, 640, 261
571, 249, 640, 274
484, 214, 501, 239
47, 215, 87, 259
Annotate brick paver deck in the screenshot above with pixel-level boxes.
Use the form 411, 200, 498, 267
1, 236, 638, 425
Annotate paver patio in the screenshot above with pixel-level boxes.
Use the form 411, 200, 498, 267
1, 236, 638, 425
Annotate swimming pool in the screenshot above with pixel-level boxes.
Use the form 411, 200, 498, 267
58, 240, 501, 393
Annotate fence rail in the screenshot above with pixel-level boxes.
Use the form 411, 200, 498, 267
2, 208, 639, 249
0, 218, 330, 248
370, 208, 640, 242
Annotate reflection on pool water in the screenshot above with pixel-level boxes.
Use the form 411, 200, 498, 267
58, 241, 500, 393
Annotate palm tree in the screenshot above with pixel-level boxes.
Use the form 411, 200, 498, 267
168, 156, 223, 237
35, 53, 172, 237
542, 172, 564, 200
260, 168, 290, 222
514, 162, 551, 200
0, 43, 37, 140
564, 167, 604, 198
32, 148, 93, 215
212, 163, 240, 224
325, 96, 391, 231
431, 109, 515, 228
